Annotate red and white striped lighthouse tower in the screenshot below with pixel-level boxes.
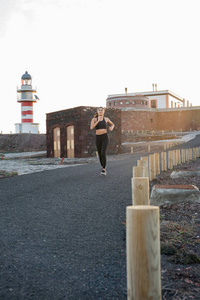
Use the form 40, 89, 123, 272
15, 71, 39, 134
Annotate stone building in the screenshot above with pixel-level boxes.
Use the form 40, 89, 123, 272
46, 106, 121, 158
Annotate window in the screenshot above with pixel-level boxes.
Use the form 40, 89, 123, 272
151, 100, 157, 108
120, 101, 123, 105
132, 101, 135, 104
114, 102, 117, 106
126, 101, 129, 104
109, 102, 111, 106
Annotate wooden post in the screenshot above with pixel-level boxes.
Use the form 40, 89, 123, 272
193, 148, 196, 160
149, 154, 155, 181
173, 150, 177, 166
164, 143, 166, 150
189, 148, 193, 160
186, 149, 189, 162
133, 166, 144, 178
141, 156, 149, 178
126, 206, 161, 300
137, 159, 148, 178
154, 153, 160, 175
161, 152, 167, 171
131, 147, 133, 154
148, 145, 151, 152
196, 147, 199, 158
177, 149, 181, 164
181, 149, 185, 163
131, 177, 149, 205
168, 151, 173, 169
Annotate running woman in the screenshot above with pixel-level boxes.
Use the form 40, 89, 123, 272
90, 107, 115, 175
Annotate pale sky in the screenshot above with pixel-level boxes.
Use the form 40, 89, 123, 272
0, 0, 200, 133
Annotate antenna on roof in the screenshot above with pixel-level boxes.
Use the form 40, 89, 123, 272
125, 87, 128, 95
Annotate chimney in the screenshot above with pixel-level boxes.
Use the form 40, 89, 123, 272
155, 84, 157, 91
152, 83, 155, 91
125, 87, 127, 95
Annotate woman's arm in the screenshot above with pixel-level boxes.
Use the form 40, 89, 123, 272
90, 118, 99, 130
106, 117, 115, 131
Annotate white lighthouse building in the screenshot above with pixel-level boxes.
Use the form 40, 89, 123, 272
15, 71, 40, 134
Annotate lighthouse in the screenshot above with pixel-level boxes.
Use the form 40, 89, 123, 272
15, 71, 40, 134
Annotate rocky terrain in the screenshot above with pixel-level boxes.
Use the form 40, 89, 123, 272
150, 160, 200, 300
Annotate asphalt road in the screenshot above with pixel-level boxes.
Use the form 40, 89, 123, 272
1, 133, 200, 300
0, 151, 144, 300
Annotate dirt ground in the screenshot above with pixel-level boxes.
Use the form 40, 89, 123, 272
150, 159, 200, 300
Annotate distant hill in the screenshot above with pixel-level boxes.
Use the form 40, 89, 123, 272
0, 134, 46, 153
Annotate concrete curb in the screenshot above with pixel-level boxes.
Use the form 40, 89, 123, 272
150, 184, 200, 206
170, 170, 200, 179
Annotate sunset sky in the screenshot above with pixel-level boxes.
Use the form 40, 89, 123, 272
0, 0, 200, 133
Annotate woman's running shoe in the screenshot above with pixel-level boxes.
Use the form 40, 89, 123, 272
101, 169, 106, 176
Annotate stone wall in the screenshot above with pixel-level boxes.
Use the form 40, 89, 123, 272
0, 134, 46, 152
122, 110, 157, 131
156, 108, 200, 131
122, 107, 200, 132
46, 106, 122, 158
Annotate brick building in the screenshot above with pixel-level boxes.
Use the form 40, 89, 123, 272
46, 106, 121, 158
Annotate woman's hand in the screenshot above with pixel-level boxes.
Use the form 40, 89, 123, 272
90, 118, 99, 130
108, 126, 114, 131
106, 117, 115, 131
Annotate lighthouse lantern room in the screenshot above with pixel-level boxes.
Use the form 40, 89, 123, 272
15, 71, 40, 134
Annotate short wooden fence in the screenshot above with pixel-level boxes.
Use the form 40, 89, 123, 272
127, 144, 200, 299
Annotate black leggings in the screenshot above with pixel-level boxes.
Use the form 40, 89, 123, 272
96, 133, 109, 169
